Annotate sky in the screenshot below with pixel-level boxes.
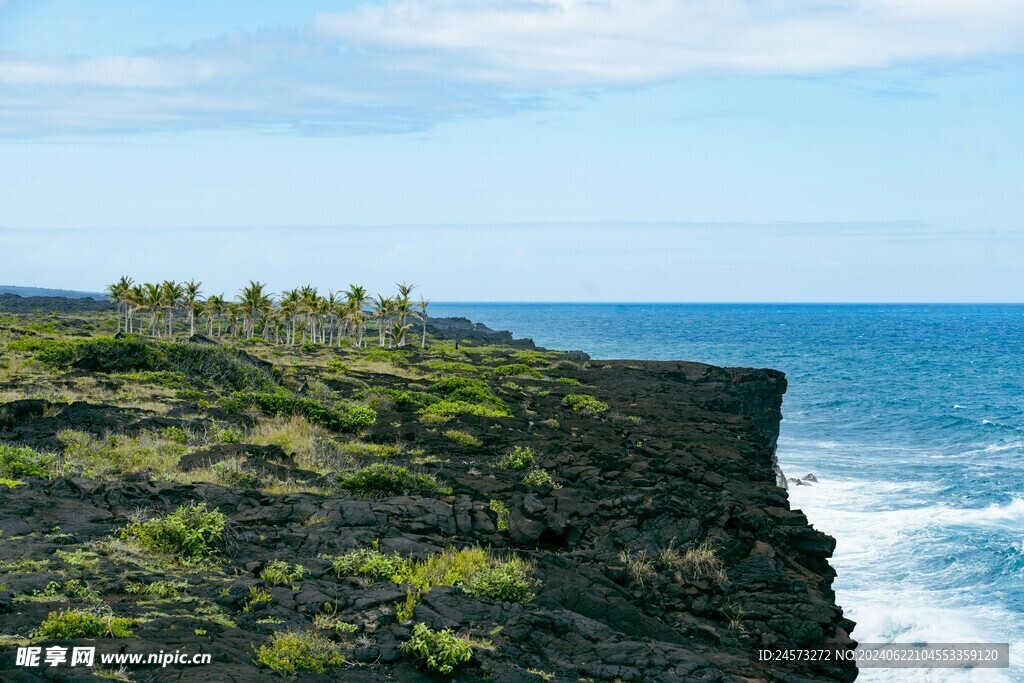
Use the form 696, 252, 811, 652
1, 0, 1022, 301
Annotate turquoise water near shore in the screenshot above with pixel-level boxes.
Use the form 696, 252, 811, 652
431, 303, 1024, 682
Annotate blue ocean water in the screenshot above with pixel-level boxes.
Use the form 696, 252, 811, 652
431, 303, 1024, 682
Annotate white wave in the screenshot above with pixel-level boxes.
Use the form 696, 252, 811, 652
788, 481, 1024, 682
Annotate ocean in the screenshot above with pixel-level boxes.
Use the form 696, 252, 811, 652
430, 303, 1024, 682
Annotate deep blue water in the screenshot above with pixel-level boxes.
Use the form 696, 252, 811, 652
431, 303, 1024, 681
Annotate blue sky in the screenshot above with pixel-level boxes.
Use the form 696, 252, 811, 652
1, 0, 1022, 301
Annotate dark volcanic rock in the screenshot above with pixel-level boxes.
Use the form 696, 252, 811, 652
0, 357, 855, 682
0, 293, 114, 313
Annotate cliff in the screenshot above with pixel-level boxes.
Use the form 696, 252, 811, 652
0, 318, 855, 681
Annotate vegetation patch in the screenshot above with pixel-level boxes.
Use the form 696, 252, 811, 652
522, 468, 562, 489
260, 559, 307, 588
0, 443, 55, 480
255, 631, 346, 675
118, 502, 227, 563
489, 499, 510, 531
401, 623, 473, 675
222, 390, 376, 433
497, 445, 535, 470
59, 430, 186, 479
336, 463, 438, 497
493, 363, 542, 379
37, 609, 137, 639
420, 376, 511, 419
562, 393, 609, 414
443, 429, 482, 447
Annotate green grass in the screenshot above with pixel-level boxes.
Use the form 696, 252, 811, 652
336, 463, 438, 497
492, 363, 542, 378
255, 631, 346, 675
222, 390, 376, 433
497, 445, 535, 470
0, 443, 55, 480
522, 468, 562, 489
260, 559, 307, 588
37, 609, 137, 638
562, 393, 609, 413
118, 502, 226, 563
443, 429, 482, 447
400, 623, 473, 674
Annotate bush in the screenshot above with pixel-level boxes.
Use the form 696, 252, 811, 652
260, 559, 307, 588
562, 393, 609, 413
223, 391, 376, 433
336, 463, 438, 497
400, 623, 473, 675
118, 502, 226, 562
443, 429, 482, 447
492, 363, 542, 378
489, 500, 510, 531
329, 547, 407, 582
419, 401, 511, 419
555, 377, 582, 386
326, 359, 349, 373
255, 631, 346, 675
461, 558, 537, 602
211, 459, 265, 489
522, 468, 561, 489
0, 444, 55, 479
37, 609, 137, 638
423, 377, 510, 417
497, 445, 534, 470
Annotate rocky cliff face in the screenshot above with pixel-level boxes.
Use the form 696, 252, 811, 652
0, 351, 855, 681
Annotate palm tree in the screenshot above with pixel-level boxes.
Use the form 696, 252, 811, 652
372, 295, 393, 347
278, 288, 301, 345
415, 297, 430, 348
140, 282, 163, 337
204, 294, 225, 336
344, 285, 369, 347
159, 280, 184, 338
105, 276, 134, 333
236, 280, 270, 339
181, 280, 202, 337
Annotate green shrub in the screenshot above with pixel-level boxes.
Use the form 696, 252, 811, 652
0, 444, 55, 479
255, 631, 346, 675
522, 468, 562, 489
461, 559, 538, 602
419, 401, 511, 419
555, 377, 582, 386
336, 463, 438, 497
326, 359, 349, 373
0, 476, 22, 488
497, 445, 535, 470
118, 502, 226, 562
489, 499, 510, 531
260, 559, 307, 588
329, 547, 407, 582
400, 623, 473, 674
211, 459, 265, 489
443, 429, 482, 447
216, 426, 244, 443
37, 609, 137, 638
423, 376, 510, 418
562, 393, 609, 413
223, 391, 376, 433
298, 342, 317, 353
125, 580, 184, 600
493, 363, 542, 378
382, 389, 438, 409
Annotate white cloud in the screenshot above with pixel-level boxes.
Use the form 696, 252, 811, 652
1, 1, 1022, 135
315, 0, 1024, 85
0, 56, 225, 88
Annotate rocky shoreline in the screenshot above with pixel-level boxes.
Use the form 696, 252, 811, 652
0, 302, 855, 681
